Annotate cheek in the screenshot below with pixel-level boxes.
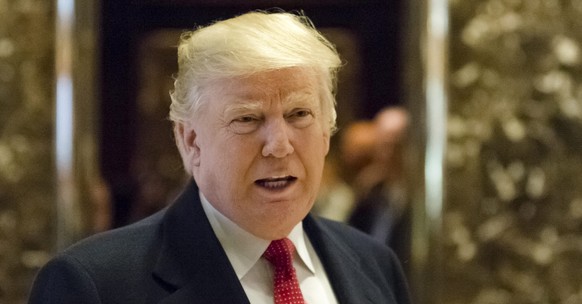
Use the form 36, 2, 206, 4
300, 135, 328, 175
215, 137, 258, 172
307, 127, 330, 157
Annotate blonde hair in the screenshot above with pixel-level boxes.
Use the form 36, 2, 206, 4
169, 11, 342, 133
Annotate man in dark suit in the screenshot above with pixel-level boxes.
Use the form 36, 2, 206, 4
29, 11, 411, 304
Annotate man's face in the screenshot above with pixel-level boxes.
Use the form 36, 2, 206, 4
179, 67, 330, 239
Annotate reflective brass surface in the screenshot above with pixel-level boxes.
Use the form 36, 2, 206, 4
444, 0, 582, 303
0, 0, 99, 302
0, 1, 56, 302
406, 0, 582, 303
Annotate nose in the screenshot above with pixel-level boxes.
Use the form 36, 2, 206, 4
261, 119, 294, 158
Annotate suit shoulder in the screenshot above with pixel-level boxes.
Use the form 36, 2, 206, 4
315, 217, 389, 251
58, 210, 165, 270
30, 211, 168, 303
311, 216, 407, 272
308, 216, 412, 303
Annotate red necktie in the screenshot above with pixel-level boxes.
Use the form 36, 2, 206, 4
263, 238, 306, 304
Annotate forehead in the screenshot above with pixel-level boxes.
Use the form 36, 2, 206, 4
209, 68, 319, 103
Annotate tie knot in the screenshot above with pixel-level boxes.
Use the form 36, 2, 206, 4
264, 238, 296, 268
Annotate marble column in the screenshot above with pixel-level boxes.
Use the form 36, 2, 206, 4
406, 0, 582, 303
0, 0, 99, 302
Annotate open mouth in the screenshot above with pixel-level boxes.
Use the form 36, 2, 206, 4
255, 176, 297, 190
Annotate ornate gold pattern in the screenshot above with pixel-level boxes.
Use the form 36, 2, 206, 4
0, 0, 55, 302
446, 0, 582, 303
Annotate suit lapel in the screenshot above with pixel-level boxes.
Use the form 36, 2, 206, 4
304, 215, 390, 304
153, 180, 250, 304
151, 180, 397, 303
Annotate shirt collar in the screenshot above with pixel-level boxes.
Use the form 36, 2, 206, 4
199, 191, 316, 279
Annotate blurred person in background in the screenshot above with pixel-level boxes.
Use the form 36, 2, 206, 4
313, 119, 376, 222
348, 107, 411, 264
338, 120, 377, 197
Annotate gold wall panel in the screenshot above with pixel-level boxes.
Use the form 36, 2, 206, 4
0, 1, 56, 303
445, 0, 582, 303
0, 0, 99, 302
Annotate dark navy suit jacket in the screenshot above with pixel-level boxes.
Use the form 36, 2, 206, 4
28, 180, 411, 303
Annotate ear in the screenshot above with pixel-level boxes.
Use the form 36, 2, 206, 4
323, 130, 331, 156
174, 122, 201, 169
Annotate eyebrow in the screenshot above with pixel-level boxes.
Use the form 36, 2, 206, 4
224, 101, 263, 115
223, 89, 318, 115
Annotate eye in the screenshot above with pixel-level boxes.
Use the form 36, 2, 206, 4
229, 115, 261, 134
286, 108, 315, 128
234, 115, 258, 123
287, 108, 313, 118
292, 109, 311, 118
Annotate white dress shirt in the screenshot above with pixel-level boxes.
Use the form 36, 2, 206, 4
200, 192, 338, 304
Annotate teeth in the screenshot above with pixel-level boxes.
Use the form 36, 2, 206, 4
263, 180, 288, 189
256, 176, 296, 189
267, 176, 288, 181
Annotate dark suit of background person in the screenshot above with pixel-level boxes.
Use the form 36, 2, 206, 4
28, 11, 411, 304
28, 180, 410, 303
